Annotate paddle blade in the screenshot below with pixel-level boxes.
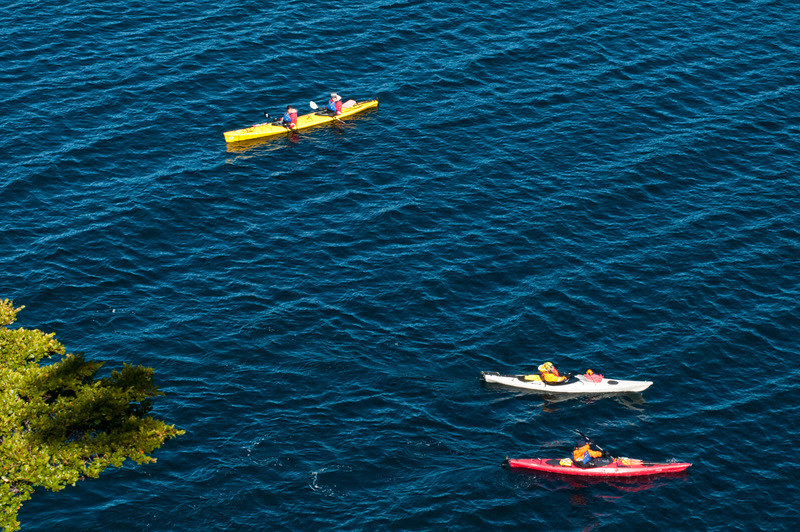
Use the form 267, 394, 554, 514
309, 101, 318, 110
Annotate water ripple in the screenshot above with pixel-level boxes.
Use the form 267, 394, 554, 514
4, 0, 800, 529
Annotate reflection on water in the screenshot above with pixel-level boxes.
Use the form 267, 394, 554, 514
562, 472, 690, 493
484, 382, 648, 412
224, 133, 297, 157
543, 392, 647, 412
509, 466, 691, 494
505, 471, 691, 532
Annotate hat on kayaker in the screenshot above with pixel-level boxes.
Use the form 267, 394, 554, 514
538, 361, 554, 372
331, 92, 341, 101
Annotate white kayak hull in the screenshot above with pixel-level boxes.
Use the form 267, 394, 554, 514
481, 372, 652, 393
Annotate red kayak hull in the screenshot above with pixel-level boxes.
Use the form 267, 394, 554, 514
506, 458, 691, 477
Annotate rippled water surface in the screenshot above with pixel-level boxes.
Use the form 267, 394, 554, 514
3, 0, 799, 529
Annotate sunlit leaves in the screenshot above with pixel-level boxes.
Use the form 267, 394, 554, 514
0, 300, 183, 531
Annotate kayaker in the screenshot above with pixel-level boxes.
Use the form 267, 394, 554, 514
538, 361, 567, 384
325, 93, 343, 116
281, 106, 298, 129
572, 439, 609, 468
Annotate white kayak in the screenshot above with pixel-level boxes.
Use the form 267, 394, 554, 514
481, 371, 653, 394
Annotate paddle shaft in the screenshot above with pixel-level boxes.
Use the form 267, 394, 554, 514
310, 100, 344, 123
576, 430, 610, 456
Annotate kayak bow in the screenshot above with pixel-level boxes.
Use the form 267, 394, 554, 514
223, 99, 378, 143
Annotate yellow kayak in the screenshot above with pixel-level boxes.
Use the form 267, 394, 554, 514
223, 99, 379, 143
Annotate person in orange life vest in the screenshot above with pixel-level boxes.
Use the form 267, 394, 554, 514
572, 439, 609, 468
325, 93, 343, 116
538, 361, 567, 383
281, 106, 298, 129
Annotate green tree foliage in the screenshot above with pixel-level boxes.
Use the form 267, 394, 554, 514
0, 299, 183, 531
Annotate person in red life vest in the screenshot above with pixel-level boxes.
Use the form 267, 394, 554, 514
280, 106, 298, 129
325, 93, 343, 116
572, 437, 611, 468
538, 361, 567, 383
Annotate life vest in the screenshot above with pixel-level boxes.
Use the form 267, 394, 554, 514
282, 109, 298, 128
541, 371, 566, 383
327, 98, 343, 115
573, 443, 604, 463
537, 362, 566, 383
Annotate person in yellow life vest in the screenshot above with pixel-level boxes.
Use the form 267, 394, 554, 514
538, 361, 567, 383
572, 438, 611, 468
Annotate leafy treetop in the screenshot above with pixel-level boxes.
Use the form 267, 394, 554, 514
0, 299, 183, 531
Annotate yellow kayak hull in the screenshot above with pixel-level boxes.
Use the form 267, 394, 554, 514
223, 99, 379, 143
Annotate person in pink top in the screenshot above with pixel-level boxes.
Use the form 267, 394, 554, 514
280, 106, 298, 129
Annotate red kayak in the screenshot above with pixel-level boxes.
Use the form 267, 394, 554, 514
505, 457, 691, 477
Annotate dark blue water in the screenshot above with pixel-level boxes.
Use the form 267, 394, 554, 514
3, 0, 799, 529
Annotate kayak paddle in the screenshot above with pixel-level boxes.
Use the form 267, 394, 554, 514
575, 430, 612, 458
263, 112, 280, 126
309, 101, 344, 124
